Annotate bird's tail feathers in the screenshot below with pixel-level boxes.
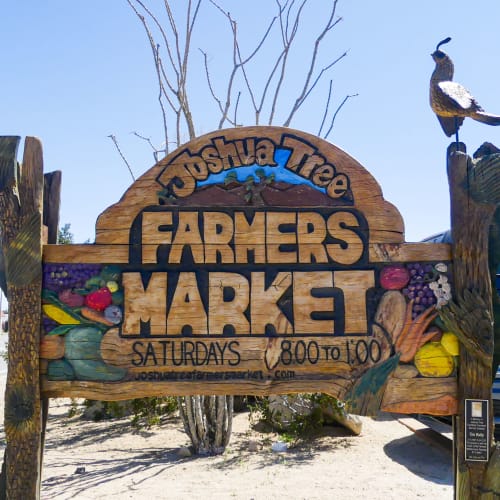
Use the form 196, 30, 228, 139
473, 111, 500, 126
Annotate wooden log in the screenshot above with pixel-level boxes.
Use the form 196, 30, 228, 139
41, 241, 451, 264
40, 377, 354, 401
0, 136, 44, 500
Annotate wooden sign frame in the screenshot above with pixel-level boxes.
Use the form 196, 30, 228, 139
38, 127, 456, 416
7, 128, 500, 499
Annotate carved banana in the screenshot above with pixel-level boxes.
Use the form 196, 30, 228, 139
42, 304, 81, 325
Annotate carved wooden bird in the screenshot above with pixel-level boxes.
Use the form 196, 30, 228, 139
430, 37, 500, 139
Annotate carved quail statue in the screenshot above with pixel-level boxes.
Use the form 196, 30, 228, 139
430, 37, 500, 140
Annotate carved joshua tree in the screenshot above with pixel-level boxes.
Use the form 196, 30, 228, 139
439, 143, 500, 499
0, 137, 44, 499
0, 137, 61, 499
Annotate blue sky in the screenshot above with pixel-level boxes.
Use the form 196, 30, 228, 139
2, 1, 500, 245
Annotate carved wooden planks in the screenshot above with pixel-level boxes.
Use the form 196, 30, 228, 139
39, 127, 458, 416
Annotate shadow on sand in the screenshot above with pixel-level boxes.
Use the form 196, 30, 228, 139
383, 434, 453, 485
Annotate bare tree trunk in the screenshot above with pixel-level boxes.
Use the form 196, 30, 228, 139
177, 395, 233, 455
121, 0, 355, 457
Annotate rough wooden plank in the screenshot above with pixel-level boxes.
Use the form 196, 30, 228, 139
292, 271, 334, 334
167, 272, 208, 335
369, 242, 451, 262
43, 244, 130, 263
40, 378, 354, 401
42, 242, 451, 264
381, 376, 458, 415
39, 127, 458, 423
121, 272, 168, 335
206, 272, 250, 334
97, 330, 390, 376
250, 272, 292, 334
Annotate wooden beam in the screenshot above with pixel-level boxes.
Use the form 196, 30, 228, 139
41, 242, 451, 264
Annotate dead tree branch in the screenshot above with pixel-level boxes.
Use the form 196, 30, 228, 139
323, 93, 358, 140
132, 132, 167, 163
127, 0, 201, 150
107, 135, 136, 181
208, 0, 278, 128
208, 0, 349, 129
282, 0, 345, 126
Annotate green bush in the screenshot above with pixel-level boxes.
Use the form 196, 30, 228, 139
79, 396, 178, 428
130, 396, 178, 428
249, 393, 343, 442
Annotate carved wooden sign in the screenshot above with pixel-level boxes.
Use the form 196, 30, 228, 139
40, 126, 457, 415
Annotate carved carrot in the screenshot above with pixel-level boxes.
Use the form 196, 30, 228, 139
395, 301, 439, 362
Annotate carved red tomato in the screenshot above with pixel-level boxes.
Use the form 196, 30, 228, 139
380, 265, 410, 290
84, 287, 113, 311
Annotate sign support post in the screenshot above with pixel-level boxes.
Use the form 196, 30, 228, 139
2, 128, 499, 498
441, 143, 500, 499
0, 136, 44, 500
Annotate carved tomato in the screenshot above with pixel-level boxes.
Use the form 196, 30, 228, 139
84, 287, 113, 311
380, 265, 410, 290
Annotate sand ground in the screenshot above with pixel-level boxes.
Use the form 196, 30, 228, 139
0, 374, 453, 499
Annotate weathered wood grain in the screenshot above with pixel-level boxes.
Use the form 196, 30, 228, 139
381, 376, 458, 415
40, 378, 353, 401
39, 127, 458, 424
42, 242, 451, 264
250, 272, 292, 334
121, 272, 168, 335
97, 329, 391, 376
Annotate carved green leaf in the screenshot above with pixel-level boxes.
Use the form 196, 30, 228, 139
46, 325, 77, 336
345, 354, 400, 416
5, 213, 42, 286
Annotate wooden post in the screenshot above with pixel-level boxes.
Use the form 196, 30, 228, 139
40, 170, 61, 476
441, 143, 499, 499
0, 136, 44, 499
43, 171, 61, 245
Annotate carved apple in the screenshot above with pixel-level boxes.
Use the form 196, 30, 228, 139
380, 264, 410, 290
